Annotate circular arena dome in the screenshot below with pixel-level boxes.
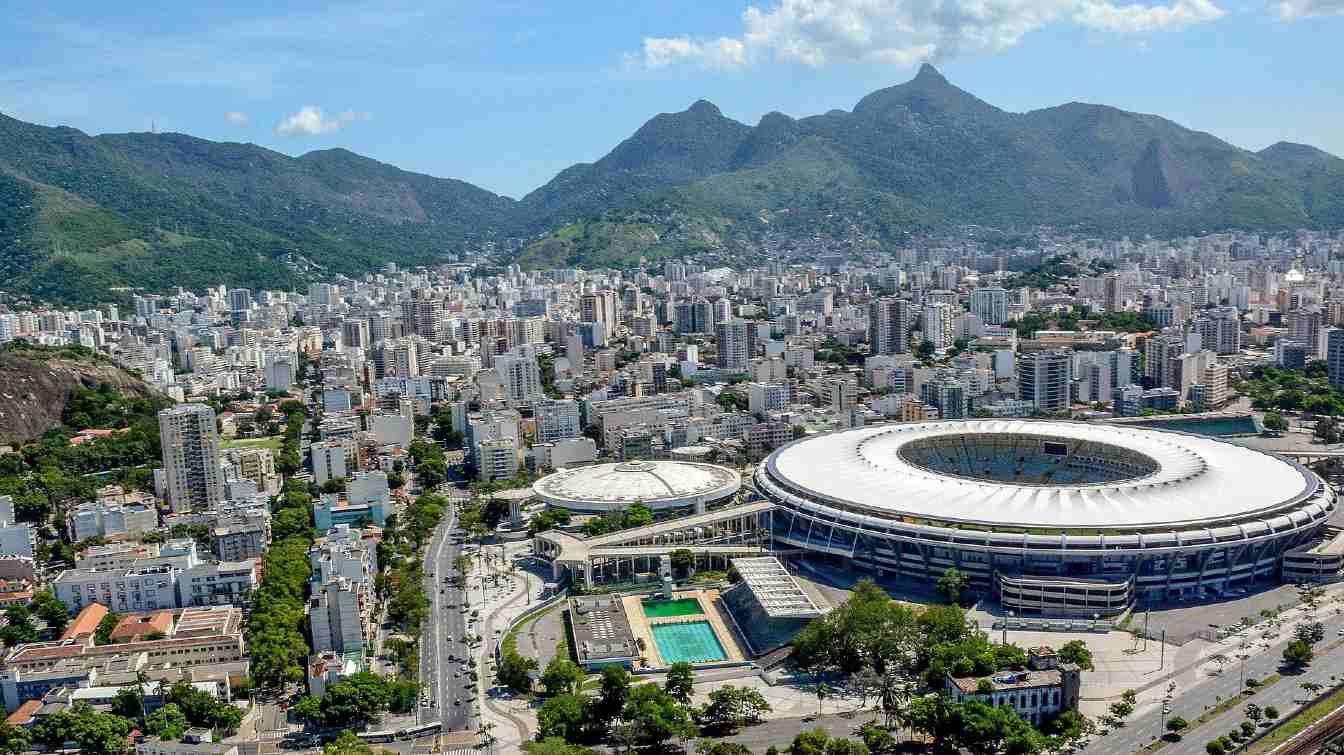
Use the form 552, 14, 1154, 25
755, 420, 1334, 612
533, 460, 741, 514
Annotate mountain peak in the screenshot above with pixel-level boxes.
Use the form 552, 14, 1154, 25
913, 62, 948, 85
687, 99, 722, 117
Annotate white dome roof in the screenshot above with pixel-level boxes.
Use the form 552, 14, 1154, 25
533, 461, 741, 512
765, 420, 1320, 530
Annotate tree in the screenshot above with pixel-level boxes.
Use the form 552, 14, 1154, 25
33, 702, 132, 755
322, 731, 382, 755
0, 605, 38, 647
1264, 706, 1279, 720
859, 722, 897, 753
0, 722, 32, 755
522, 739, 599, 755
540, 657, 585, 698
110, 688, 144, 722
497, 646, 538, 693
1262, 412, 1288, 433
670, 549, 695, 577
814, 680, 832, 717
937, 567, 970, 605
95, 611, 122, 646
1206, 741, 1225, 755
698, 742, 754, 755
665, 661, 695, 705
292, 695, 322, 724
1245, 704, 1262, 723
1167, 717, 1189, 735
1057, 640, 1095, 670
537, 694, 590, 742
788, 727, 871, 755
1283, 639, 1314, 668
624, 501, 654, 528
594, 666, 631, 725
1294, 622, 1326, 646
144, 703, 188, 740
29, 589, 70, 634
1108, 690, 1137, 726
623, 683, 696, 746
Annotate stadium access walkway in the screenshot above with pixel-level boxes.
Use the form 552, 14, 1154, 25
535, 501, 773, 587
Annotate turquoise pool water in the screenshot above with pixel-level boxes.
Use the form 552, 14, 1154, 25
1132, 416, 1260, 437
641, 598, 704, 618
651, 621, 727, 664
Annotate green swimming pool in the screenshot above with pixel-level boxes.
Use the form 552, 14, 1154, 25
651, 621, 727, 664
641, 598, 704, 618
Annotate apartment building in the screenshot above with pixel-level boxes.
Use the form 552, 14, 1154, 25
69, 500, 159, 542
308, 577, 364, 655
158, 404, 224, 513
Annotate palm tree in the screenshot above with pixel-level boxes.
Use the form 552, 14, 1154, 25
880, 674, 912, 735
815, 681, 831, 718
476, 722, 497, 754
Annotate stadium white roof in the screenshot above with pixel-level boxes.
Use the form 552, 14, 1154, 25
731, 557, 826, 619
765, 420, 1319, 530
533, 460, 740, 510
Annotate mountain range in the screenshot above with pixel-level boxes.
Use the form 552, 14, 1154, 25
2, 64, 1342, 304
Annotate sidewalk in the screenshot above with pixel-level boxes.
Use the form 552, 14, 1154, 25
473, 541, 546, 751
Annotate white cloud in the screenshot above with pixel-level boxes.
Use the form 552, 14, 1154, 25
642, 36, 749, 69
638, 0, 1226, 69
274, 106, 366, 136
1275, 0, 1344, 17
224, 111, 248, 125
1075, 0, 1224, 31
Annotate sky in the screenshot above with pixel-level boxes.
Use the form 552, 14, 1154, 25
2, 0, 1342, 200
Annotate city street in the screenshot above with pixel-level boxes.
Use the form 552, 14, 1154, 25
417, 498, 474, 733
1081, 598, 1344, 755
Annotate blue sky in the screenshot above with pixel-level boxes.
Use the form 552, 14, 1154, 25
2, 0, 1341, 199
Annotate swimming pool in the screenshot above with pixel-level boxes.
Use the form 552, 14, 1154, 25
641, 598, 705, 618
651, 621, 727, 664
1131, 416, 1260, 437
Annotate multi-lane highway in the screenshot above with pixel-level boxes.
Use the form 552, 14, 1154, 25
417, 498, 474, 733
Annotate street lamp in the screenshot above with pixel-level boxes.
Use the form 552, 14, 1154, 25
1004, 610, 1014, 645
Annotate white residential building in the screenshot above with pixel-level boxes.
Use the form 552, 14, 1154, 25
968, 287, 1009, 326
158, 404, 224, 513
311, 441, 349, 485
69, 500, 159, 542
477, 437, 519, 482
748, 382, 789, 414
534, 399, 582, 443
308, 577, 364, 655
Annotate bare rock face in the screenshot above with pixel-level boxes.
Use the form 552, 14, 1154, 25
0, 349, 156, 446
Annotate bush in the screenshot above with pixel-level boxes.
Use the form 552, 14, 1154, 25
1167, 717, 1189, 733
1207, 740, 1225, 755
1241, 721, 1255, 737
1264, 706, 1279, 720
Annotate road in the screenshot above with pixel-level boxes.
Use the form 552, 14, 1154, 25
1082, 602, 1344, 755
417, 497, 474, 733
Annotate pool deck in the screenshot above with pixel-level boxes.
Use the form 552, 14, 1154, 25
623, 589, 749, 669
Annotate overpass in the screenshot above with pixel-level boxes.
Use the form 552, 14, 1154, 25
535, 501, 773, 587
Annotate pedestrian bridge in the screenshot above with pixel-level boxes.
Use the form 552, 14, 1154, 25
534, 501, 774, 587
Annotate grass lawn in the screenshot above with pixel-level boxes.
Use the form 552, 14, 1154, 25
1242, 684, 1344, 755
221, 435, 283, 450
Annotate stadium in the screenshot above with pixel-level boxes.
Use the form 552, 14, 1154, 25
754, 420, 1338, 616
532, 460, 741, 514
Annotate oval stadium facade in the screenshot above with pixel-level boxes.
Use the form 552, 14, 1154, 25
755, 420, 1336, 615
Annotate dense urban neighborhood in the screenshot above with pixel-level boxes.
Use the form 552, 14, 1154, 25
3, 228, 1344, 755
